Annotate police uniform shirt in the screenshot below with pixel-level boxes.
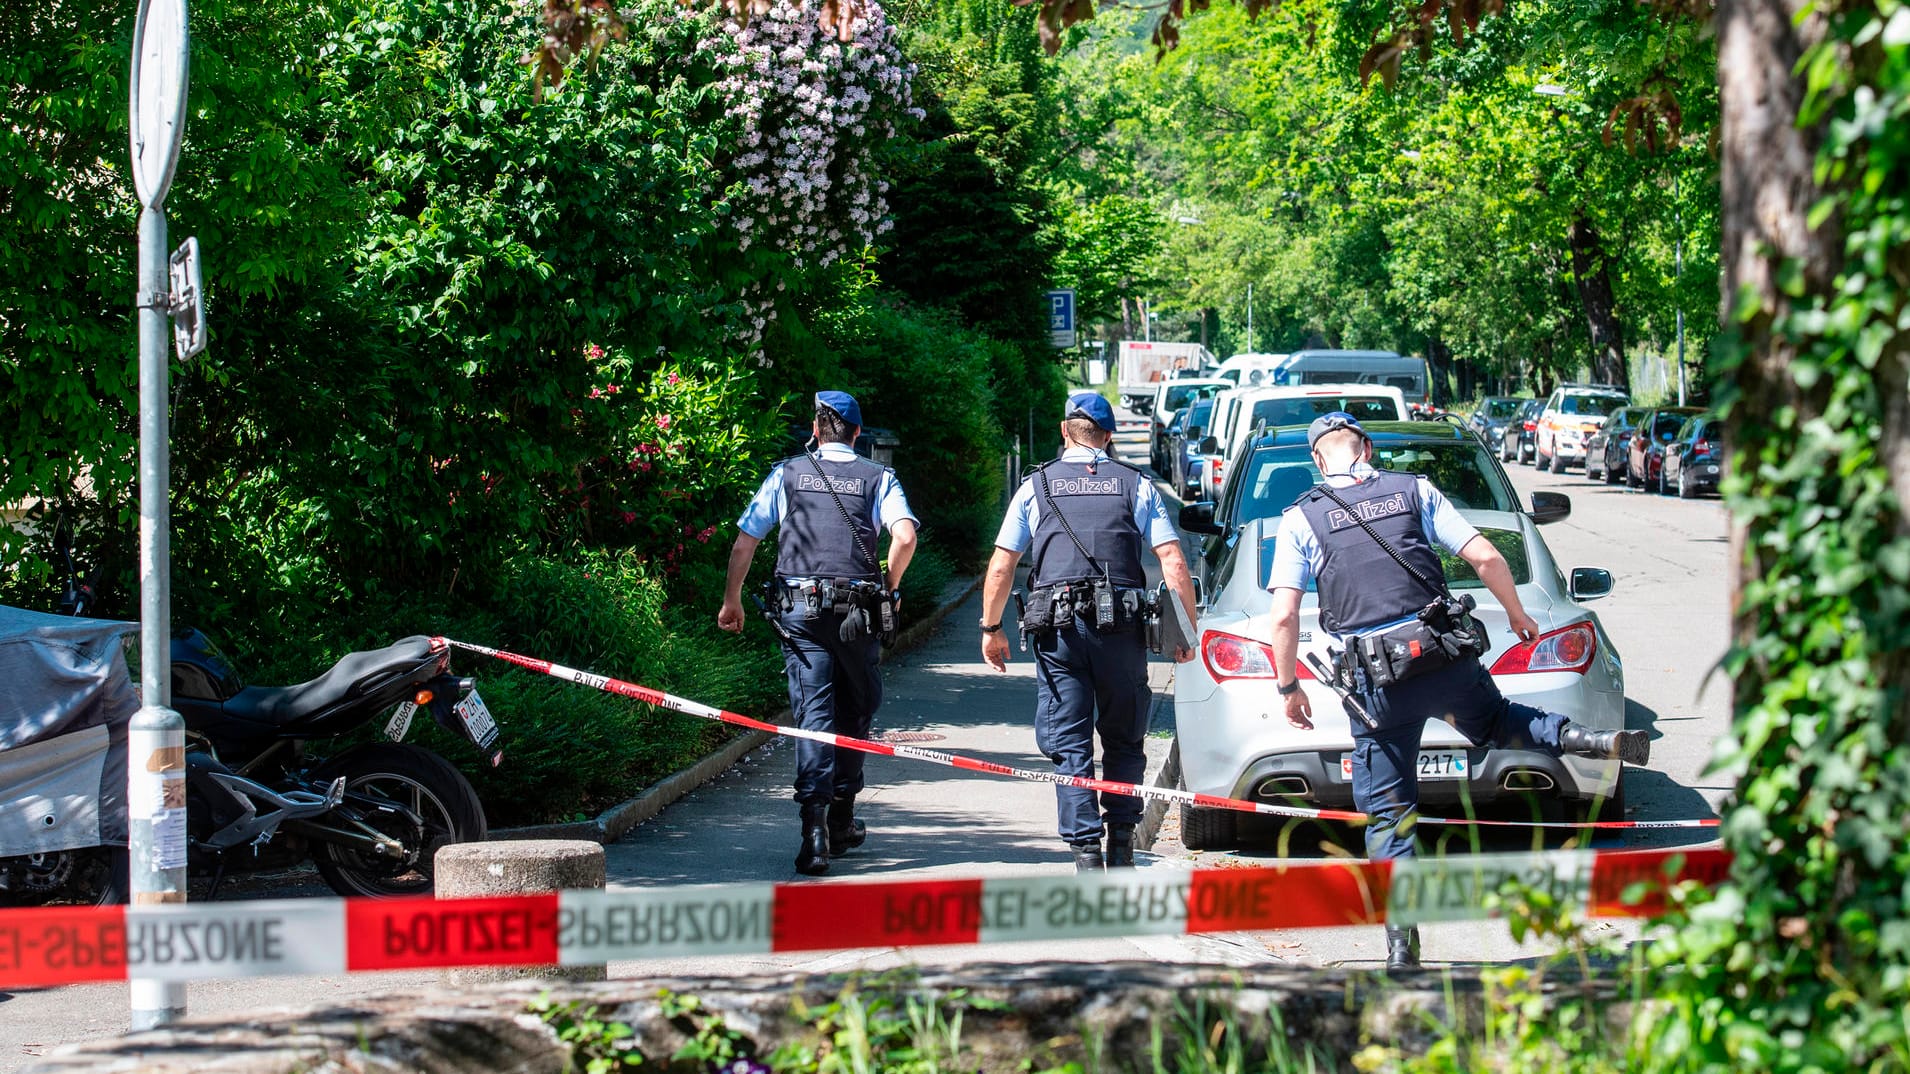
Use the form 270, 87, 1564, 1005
736, 442, 918, 544
994, 446, 1179, 554
1264, 461, 1479, 638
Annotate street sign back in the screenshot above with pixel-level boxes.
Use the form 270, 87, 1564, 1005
130, 0, 190, 209
169, 237, 207, 360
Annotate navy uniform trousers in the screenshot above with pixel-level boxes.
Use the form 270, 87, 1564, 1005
1349, 657, 1569, 860
1031, 616, 1151, 845
776, 607, 881, 806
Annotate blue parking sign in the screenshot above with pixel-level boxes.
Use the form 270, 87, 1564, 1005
1046, 289, 1076, 348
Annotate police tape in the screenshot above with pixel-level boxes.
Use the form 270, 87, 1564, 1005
0, 846, 1728, 987
437, 638, 1721, 832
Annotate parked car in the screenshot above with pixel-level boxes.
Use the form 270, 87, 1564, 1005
1585, 406, 1649, 484
1534, 385, 1630, 472
1167, 397, 1219, 499
1502, 398, 1544, 465
1172, 422, 1622, 849
1216, 385, 1408, 470
1466, 397, 1529, 455
1627, 406, 1705, 491
1149, 378, 1226, 474
1662, 413, 1726, 498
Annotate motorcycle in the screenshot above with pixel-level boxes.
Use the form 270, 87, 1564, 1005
172, 628, 500, 898
0, 605, 137, 906
3, 522, 503, 901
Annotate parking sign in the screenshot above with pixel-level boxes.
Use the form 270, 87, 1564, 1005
1046, 289, 1076, 349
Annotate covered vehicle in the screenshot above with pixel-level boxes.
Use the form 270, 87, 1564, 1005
1172, 423, 1624, 849
1, 605, 138, 904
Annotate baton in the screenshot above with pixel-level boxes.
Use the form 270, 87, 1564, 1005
1304, 650, 1379, 732
750, 593, 811, 669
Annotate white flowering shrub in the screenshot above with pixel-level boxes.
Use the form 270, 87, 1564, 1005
700, 0, 920, 273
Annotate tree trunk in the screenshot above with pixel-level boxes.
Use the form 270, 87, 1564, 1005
1567, 212, 1629, 389
1425, 338, 1451, 406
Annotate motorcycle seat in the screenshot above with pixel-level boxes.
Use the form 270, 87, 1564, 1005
214, 636, 440, 728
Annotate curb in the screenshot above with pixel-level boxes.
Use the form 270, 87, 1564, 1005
493, 575, 984, 845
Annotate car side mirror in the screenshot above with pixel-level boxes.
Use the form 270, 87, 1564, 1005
1179, 501, 1223, 535
1197, 436, 1220, 455
1186, 426, 1203, 439
1530, 491, 1572, 524
1569, 567, 1614, 601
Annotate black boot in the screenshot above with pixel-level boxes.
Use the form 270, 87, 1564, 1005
1559, 723, 1651, 766
1385, 925, 1421, 970
1071, 841, 1105, 873
1106, 824, 1136, 868
827, 797, 866, 857
795, 803, 831, 876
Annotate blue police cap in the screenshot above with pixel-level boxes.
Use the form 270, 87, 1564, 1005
815, 390, 862, 428
1307, 411, 1367, 449
1064, 392, 1117, 433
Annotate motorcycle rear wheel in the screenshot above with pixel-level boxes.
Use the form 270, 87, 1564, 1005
0, 847, 127, 907
309, 743, 487, 898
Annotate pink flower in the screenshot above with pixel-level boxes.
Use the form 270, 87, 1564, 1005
638, 461, 653, 472
656, 415, 672, 430
622, 511, 638, 525
667, 373, 680, 386
585, 344, 606, 359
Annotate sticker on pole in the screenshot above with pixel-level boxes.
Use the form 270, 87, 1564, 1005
168, 236, 208, 360
129, 0, 190, 209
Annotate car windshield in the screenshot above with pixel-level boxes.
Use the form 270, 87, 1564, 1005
1258, 526, 1530, 591
1560, 394, 1626, 416
1184, 399, 1215, 430
1163, 383, 1220, 410
1227, 439, 1518, 531
1486, 399, 1523, 418
1248, 395, 1398, 430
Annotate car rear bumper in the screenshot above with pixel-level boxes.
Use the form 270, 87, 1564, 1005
1224, 747, 1606, 809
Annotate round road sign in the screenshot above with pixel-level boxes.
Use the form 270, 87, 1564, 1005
129, 0, 191, 209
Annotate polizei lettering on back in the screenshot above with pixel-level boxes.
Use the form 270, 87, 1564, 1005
1048, 476, 1122, 496
1324, 492, 1410, 531
795, 473, 867, 496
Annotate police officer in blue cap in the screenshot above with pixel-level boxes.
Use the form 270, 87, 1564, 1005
719, 391, 919, 876
978, 392, 1200, 872
1267, 411, 1651, 969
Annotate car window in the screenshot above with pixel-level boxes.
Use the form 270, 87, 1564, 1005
1561, 394, 1626, 416
1163, 383, 1219, 411
1654, 413, 1687, 438
1246, 395, 1399, 430
1227, 439, 1517, 531
1486, 399, 1523, 418
1700, 420, 1724, 441
1185, 399, 1215, 431
1258, 526, 1529, 591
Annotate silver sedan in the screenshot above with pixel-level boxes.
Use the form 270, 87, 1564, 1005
1173, 428, 1626, 849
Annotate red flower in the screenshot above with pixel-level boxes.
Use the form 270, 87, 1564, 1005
656, 414, 672, 430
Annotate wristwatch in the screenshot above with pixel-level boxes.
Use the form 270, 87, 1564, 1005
980, 621, 1003, 634
1276, 679, 1302, 696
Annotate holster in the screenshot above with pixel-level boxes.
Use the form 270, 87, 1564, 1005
769, 579, 897, 645
1346, 595, 1490, 689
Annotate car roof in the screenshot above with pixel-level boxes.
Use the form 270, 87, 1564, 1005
1243, 419, 1477, 451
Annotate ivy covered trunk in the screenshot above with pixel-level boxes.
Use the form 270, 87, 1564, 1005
1653, 0, 1910, 1065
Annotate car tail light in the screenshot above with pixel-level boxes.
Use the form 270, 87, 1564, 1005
1523, 420, 1536, 432
1490, 622, 1599, 675
1200, 630, 1316, 682
1693, 438, 1711, 457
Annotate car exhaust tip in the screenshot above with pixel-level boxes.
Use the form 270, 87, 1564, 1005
1500, 769, 1557, 793
1255, 775, 1312, 799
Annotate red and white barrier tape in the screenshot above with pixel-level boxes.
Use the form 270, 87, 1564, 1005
0, 846, 1728, 988
437, 638, 1720, 832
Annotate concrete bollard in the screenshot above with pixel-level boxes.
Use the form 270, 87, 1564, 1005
434, 839, 607, 984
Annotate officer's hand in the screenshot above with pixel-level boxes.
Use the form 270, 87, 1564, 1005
982, 631, 1011, 672
717, 600, 745, 634
1507, 609, 1540, 644
1172, 644, 1196, 664
1284, 689, 1313, 730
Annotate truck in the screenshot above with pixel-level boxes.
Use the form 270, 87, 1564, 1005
1117, 341, 1216, 413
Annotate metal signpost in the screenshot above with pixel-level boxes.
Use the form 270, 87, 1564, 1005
1047, 288, 1077, 350
129, 0, 200, 1029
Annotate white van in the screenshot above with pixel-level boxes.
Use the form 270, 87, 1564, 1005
1271, 350, 1430, 407
1213, 353, 1288, 389
1189, 384, 1408, 503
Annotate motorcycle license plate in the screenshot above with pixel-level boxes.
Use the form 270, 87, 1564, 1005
1340, 751, 1470, 781
455, 689, 500, 750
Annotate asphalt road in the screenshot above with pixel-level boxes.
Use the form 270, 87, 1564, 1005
2, 411, 1734, 1067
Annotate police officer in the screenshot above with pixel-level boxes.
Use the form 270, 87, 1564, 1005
979, 392, 1199, 872
1267, 412, 1650, 969
718, 391, 918, 876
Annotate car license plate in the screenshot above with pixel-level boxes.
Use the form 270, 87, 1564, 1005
454, 690, 500, 750
1340, 751, 1469, 781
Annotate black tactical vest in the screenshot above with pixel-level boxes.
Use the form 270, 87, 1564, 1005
1296, 470, 1444, 634
773, 452, 885, 582
1026, 457, 1147, 590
